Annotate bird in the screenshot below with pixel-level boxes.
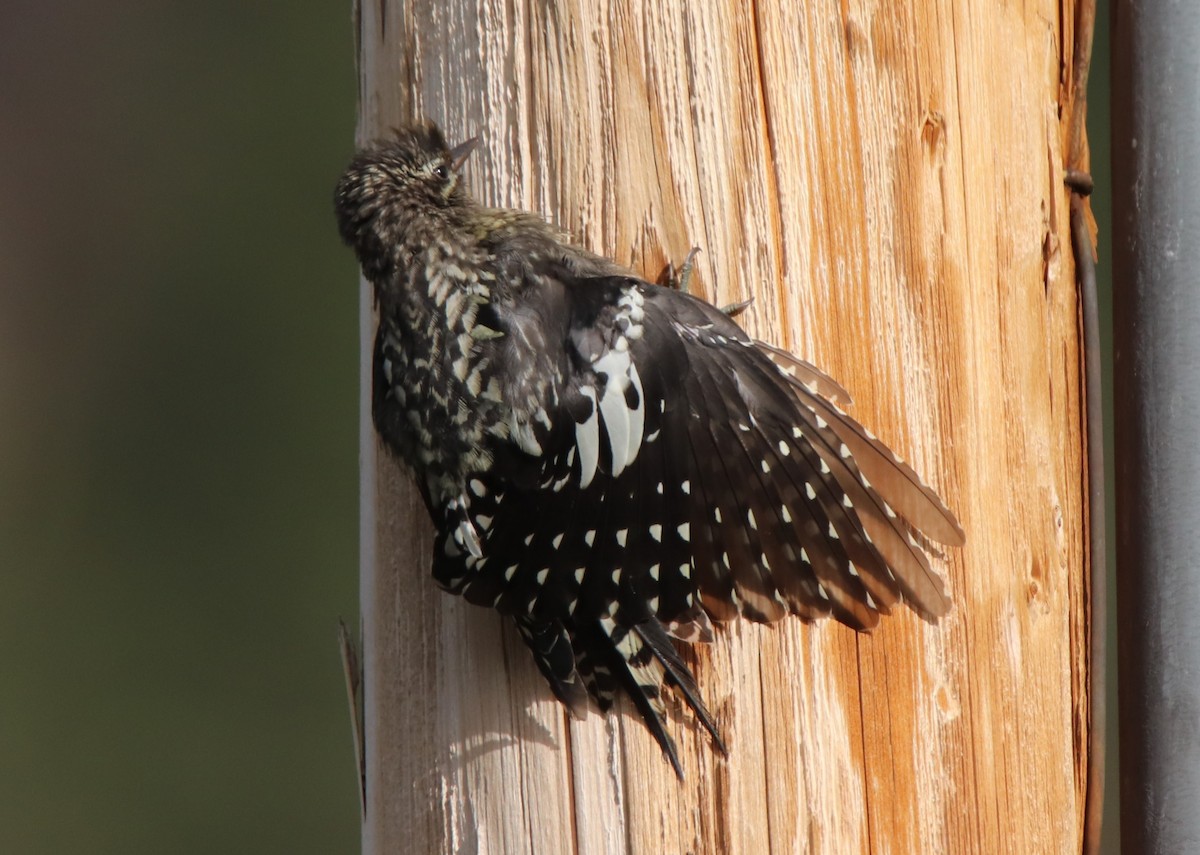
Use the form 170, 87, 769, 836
335, 120, 964, 777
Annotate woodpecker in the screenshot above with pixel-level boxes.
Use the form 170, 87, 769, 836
335, 121, 964, 776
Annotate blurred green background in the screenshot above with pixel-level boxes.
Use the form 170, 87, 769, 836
0, 1, 361, 851
0, 1, 1113, 853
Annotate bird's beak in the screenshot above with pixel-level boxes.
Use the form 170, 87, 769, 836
450, 137, 479, 171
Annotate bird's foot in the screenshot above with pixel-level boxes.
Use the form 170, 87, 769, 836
660, 246, 702, 294
660, 246, 752, 318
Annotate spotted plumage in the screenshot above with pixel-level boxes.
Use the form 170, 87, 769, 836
335, 121, 964, 777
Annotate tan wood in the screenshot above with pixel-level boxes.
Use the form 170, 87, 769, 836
355, 1, 1092, 852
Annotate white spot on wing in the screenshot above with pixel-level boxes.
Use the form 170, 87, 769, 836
508, 412, 543, 456
457, 518, 483, 558
575, 387, 600, 488
591, 350, 645, 478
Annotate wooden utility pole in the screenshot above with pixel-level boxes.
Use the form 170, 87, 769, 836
354, 2, 1095, 852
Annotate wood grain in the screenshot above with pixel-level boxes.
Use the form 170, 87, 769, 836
355, 1, 1092, 852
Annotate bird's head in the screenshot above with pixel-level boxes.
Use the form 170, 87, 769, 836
334, 121, 479, 275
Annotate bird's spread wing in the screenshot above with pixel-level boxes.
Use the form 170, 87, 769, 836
428, 272, 961, 773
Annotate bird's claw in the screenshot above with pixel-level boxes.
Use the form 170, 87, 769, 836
661, 247, 752, 318
717, 297, 754, 318
661, 246, 703, 294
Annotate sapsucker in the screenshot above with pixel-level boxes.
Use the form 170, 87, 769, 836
335, 121, 964, 776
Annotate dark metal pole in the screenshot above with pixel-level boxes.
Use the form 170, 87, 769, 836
1112, 2, 1200, 852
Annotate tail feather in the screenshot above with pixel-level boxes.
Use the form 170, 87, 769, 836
633, 619, 725, 756
573, 614, 725, 778
514, 618, 590, 718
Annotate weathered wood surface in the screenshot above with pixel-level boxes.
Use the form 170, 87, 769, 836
355, 2, 1091, 852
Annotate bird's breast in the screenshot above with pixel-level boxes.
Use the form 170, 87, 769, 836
374, 259, 516, 504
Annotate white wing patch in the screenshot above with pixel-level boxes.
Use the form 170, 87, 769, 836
576, 386, 601, 489
575, 286, 647, 487
592, 349, 644, 478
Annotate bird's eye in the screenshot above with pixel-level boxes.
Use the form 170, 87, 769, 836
432, 163, 449, 180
